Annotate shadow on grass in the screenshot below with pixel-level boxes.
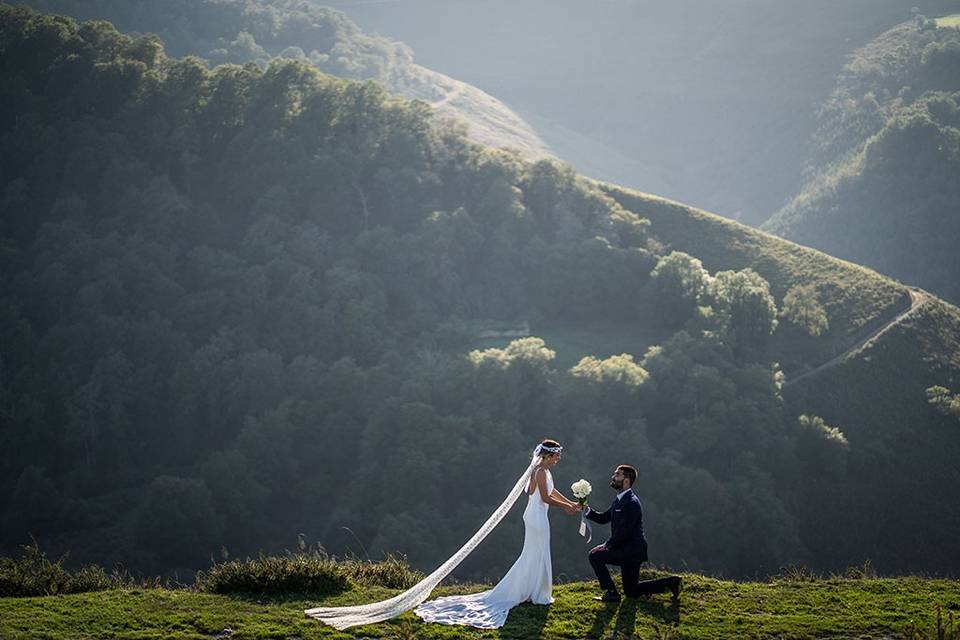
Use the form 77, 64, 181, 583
215, 590, 339, 605
499, 601, 550, 640
588, 597, 681, 638
589, 600, 620, 639
214, 586, 387, 608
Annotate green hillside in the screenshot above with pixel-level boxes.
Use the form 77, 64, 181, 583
764, 17, 960, 304
1, 576, 958, 639
2, 1, 960, 589
601, 184, 912, 371
605, 183, 960, 573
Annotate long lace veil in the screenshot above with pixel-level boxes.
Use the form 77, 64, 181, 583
304, 445, 547, 630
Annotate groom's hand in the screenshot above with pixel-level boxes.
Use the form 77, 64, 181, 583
590, 544, 606, 554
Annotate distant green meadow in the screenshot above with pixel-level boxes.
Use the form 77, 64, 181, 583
935, 14, 960, 27
2, 575, 959, 639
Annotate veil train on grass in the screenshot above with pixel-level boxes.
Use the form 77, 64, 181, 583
303, 447, 545, 630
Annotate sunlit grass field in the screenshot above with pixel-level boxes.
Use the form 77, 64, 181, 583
2, 574, 958, 639
936, 14, 960, 28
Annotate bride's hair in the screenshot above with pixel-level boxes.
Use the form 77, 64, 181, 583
539, 438, 562, 457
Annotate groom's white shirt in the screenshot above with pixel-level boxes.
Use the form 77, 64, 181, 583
585, 488, 631, 516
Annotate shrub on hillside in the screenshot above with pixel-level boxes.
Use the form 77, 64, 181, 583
0, 542, 136, 597
194, 553, 350, 596
340, 553, 424, 590
194, 550, 424, 595
781, 284, 829, 337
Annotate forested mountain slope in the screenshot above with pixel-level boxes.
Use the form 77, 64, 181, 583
1, 5, 958, 585
765, 17, 960, 304
15, 0, 550, 157
606, 184, 960, 572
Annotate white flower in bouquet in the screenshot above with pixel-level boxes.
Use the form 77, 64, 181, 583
571, 479, 592, 505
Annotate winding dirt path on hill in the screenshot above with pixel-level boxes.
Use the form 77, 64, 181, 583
431, 81, 466, 110
784, 289, 929, 388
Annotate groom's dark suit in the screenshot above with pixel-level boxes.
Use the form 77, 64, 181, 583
586, 490, 674, 598
586, 490, 648, 558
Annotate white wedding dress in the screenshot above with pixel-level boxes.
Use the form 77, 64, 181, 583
304, 446, 554, 630
413, 469, 554, 628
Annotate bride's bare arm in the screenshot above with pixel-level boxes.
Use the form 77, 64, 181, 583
550, 488, 579, 509
534, 469, 578, 512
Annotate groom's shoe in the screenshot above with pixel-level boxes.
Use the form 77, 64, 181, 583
669, 576, 682, 600
593, 590, 621, 603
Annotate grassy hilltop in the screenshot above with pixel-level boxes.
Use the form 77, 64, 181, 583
1, 574, 959, 639
2, 548, 958, 639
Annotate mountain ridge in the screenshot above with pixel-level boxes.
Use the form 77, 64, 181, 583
764, 17, 960, 304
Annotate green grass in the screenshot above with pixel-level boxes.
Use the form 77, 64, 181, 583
1, 575, 958, 639
936, 14, 960, 27
473, 323, 670, 371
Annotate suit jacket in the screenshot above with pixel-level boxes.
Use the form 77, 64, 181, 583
585, 490, 648, 560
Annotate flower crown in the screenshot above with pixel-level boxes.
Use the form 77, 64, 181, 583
539, 444, 562, 453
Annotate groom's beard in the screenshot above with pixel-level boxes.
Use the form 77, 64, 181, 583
610, 479, 624, 490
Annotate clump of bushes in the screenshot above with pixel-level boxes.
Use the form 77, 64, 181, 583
340, 552, 424, 590
193, 538, 424, 596
0, 542, 138, 597
194, 553, 350, 596
773, 560, 882, 583
2, 539, 424, 598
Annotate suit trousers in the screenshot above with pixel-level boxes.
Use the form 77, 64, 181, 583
588, 547, 672, 597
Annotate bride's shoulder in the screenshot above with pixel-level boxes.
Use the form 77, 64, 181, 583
531, 466, 552, 484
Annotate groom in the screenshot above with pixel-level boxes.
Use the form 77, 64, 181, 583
584, 464, 681, 602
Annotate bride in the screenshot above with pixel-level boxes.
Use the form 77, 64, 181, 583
305, 438, 581, 630
414, 438, 580, 627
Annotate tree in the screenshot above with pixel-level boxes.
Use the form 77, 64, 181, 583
927, 386, 960, 420
134, 475, 221, 566
796, 414, 849, 475
569, 353, 649, 423
65, 349, 134, 469
468, 337, 557, 430
781, 284, 829, 336
646, 251, 710, 327
708, 269, 778, 360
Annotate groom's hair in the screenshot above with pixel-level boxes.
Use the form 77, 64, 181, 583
617, 465, 637, 487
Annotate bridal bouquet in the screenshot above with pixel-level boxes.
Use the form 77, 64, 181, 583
571, 479, 592, 506
571, 479, 592, 543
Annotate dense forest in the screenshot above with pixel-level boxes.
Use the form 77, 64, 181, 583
14, 0, 548, 156
18, 0, 410, 77
765, 17, 960, 305
1, 3, 959, 585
